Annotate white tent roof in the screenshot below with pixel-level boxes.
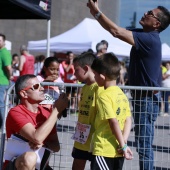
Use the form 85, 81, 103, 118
28, 18, 131, 57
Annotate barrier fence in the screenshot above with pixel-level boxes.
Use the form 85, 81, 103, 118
0, 82, 170, 170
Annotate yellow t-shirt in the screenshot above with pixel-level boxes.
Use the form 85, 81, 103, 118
92, 86, 131, 157
74, 83, 103, 151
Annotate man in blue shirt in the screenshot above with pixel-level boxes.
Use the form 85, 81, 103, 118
87, 1, 170, 170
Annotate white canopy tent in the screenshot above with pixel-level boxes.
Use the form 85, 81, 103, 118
28, 18, 132, 57
28, 18, 170, 60
161, 43, 170, 61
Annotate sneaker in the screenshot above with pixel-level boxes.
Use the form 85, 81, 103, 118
160, 113, 169, 117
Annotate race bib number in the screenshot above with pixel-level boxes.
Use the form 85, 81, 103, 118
39, 93, 55, 105
71, 122, 91, 144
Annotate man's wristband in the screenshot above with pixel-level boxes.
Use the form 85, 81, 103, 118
95, 11, 102, 20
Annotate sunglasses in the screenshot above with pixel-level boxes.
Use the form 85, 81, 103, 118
147, 10, 161, 22
20, 83, 41, 92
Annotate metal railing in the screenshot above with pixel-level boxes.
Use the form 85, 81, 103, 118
0, 83, 170, 170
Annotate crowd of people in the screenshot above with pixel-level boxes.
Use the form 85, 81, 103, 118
0, 0, 170, 169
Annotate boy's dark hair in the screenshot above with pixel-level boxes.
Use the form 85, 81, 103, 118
157, 6, 170, 32
0, 33, 6, 41
41, 56, 59, 76
15, 74, 36, 99
73, 52, 96, 67
91, 53, 120, 80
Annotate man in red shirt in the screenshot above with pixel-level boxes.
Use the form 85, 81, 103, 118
19, 45, 35, 76
3, 74, 68, 170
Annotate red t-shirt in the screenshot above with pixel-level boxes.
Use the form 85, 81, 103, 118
20, 54, 35, 76
6, 104, 56, 138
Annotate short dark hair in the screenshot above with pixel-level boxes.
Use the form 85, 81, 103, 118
0, 33, 6, 41
91, 52, 120, 80
15, 74, 36, 99
157, 6, 170, 32
73, 52, 96, 68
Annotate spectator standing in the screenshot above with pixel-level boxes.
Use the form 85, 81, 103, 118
91, 53, 133, 170
101, 39, 109, 49
117, 61, 127, 85
95, 42, 107, 57
3, 74, 68, 170
34, 54, 45, 76
0, 33, 12, 128
19, 45, 35, 76
62, 51, 77, 111
11, 53, 20, 83
62, 51, 76, 83
161, 61, 170, 116
87, 1, 170, 169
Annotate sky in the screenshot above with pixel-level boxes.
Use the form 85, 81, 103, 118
119, 0, 170, 46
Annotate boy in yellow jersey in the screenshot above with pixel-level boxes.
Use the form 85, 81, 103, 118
91, 52, 133, 170
71, 52, 103, 170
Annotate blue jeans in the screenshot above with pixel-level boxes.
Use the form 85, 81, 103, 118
0, 85, 9, 128
132, 94, 160, 170
164, 91, 170, 113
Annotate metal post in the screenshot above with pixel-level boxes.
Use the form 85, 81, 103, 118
47, 19, 51, 57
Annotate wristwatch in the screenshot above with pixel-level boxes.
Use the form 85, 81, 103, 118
95, 11, 102, 20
